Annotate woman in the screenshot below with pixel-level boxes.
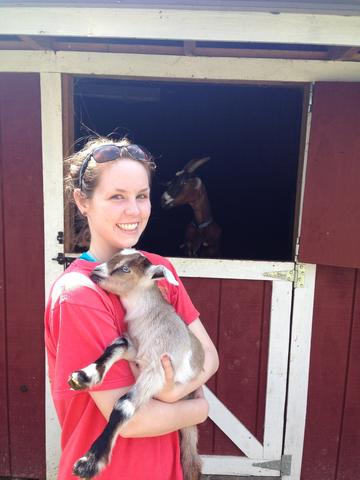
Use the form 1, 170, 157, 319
45, 137, 219, 479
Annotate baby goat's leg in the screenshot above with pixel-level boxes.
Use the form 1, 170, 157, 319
68, 335, 136, 390
73, 366, 164, 479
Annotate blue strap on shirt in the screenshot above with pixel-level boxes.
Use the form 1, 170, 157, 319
79, 251, 97, 262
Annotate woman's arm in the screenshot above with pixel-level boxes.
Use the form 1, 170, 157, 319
89, 318, 217, 437
154, 318, 219, 403
89, 387, 208, 438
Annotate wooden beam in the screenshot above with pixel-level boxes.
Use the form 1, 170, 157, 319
0, 40, 24, 49
327, 46, 359, 60
54, 41, 184, 56
337, 46, 360, 61
1, 50, 360, 82
1, 7, 360, 47
184, 40, 196, 56
19, 35, 53, 50
193, 46, 328, 60
50, 41, 330, 60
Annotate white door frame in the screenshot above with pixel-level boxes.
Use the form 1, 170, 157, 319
37, 62, 317, 478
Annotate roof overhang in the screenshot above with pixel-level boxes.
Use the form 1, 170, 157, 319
0, 6, 360, 47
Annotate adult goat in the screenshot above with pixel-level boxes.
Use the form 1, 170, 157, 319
161, 157, 221, 257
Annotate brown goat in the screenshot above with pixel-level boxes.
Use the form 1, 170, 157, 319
161, 157, 221, 257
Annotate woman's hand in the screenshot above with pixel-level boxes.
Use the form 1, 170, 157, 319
153, 354, 178, 403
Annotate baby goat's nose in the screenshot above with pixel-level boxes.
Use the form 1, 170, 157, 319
90, 264, 108, 284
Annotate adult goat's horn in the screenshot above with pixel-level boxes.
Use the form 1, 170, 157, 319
183, 156, 210, 174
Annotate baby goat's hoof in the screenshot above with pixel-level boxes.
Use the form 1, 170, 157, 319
68, 371, 91, 390
73, 453, 101, 479
68, 364, 102, 390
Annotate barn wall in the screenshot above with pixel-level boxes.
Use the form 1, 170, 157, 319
0, 73, 45, 479
301, 265, 360, 480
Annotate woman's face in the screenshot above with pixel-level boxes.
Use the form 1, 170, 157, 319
81, 159, 151, 261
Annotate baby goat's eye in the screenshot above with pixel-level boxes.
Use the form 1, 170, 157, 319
112, 264, 131, 275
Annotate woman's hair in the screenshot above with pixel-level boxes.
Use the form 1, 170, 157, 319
65, 136, 156, 202
64, 136, 156, 250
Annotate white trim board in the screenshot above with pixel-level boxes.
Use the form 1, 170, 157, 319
283, 264, 316, 480
1, 50, 360, 83
40, 72, 64, 480
1, 7, 360, 46
201, 455, 280, 476
263, 281, 292, 458
168, 257, 294, 280
204, 387, 263, 458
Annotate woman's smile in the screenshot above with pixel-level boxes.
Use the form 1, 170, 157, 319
116, 222, 140, 231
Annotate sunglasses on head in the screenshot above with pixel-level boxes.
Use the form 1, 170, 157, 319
78, 143, 155, 191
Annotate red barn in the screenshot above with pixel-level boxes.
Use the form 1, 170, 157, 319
0, 2, 359, 479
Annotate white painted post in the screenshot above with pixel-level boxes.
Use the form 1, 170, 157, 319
40, 72, 64, 480
263, 280, 293, 459
283, 264, 317, 480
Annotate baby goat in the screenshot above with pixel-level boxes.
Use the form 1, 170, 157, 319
68, 249, 205, 479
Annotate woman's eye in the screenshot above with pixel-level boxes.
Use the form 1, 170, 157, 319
111, 195, 124, 200
137, 194, 149, 200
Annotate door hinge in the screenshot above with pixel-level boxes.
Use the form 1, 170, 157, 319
253, 454, 292, 475
264, 263, 305, 288
57, 231, 64, 244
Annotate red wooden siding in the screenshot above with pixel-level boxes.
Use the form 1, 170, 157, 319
299, 83, 360, 269
302, 265, 360, 480
0, 114, 10, 475
182, 277, 272, 455
0, 74, 45, 478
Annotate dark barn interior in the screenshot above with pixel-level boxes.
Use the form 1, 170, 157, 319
74, 77, 303, 261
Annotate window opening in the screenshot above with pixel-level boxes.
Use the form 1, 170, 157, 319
69, 77, 303, 261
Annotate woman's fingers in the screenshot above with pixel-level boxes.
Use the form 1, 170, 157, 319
160, 354, 174, 383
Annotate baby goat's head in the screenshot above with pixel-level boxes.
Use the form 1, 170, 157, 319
90, 249, 178, 296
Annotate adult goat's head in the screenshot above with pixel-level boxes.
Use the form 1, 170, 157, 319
161, 156, 210, 209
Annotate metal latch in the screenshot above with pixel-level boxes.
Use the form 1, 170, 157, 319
52, 253, 76, 268
253, 454, 292, 475
263, 263, 305, 288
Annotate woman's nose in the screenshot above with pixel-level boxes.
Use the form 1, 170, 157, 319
124, 199, 141, 215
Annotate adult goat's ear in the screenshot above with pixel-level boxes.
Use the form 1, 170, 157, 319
148, 265, 179, 286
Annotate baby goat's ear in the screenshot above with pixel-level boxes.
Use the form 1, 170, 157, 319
148, 265, 179, 286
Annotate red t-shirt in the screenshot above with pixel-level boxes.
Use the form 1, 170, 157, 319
45, 252, 200, 480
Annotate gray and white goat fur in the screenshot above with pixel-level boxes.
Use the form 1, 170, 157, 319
68, 248, 205, 479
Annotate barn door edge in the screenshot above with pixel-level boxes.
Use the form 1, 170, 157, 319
283, 263, 317, 480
